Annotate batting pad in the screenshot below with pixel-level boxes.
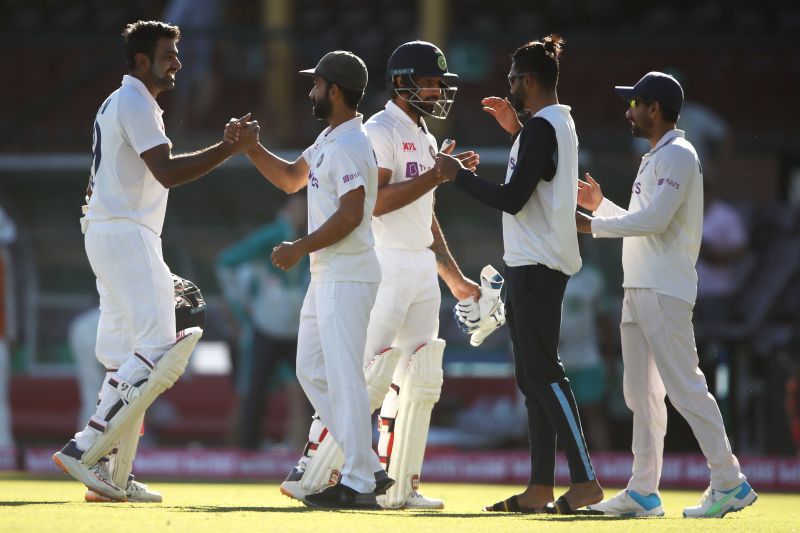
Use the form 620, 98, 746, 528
300, 429, 344, 494
109, 413, 143, 488
81, 327, 202, 466
365, 347, 402, 411
384, 339, 445, 508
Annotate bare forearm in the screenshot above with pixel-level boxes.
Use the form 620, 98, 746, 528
246, 144, 307, 193
430, 215, 465, 287
159, 142, 237, 188
296, 209, 360, 255
374, 169, 440, 216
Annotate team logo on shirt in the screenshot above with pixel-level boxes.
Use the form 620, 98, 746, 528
316, 153, 324, 168
402, 142, 416, 152
429, 146, 436, 159
406, 162, 420, 178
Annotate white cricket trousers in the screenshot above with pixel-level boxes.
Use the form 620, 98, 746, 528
75, 219, 175, 451
621, 288, 745, 494
365, 247, 440, 375
296, 280, 382, 493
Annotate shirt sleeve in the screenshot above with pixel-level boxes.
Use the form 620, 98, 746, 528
329, 147, 367, 198
453, 117, 556, 214
591, 146, 695, 238
117, 94, 170, 155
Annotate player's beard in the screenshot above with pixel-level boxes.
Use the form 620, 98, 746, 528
312, 90, 333, 121
150, 66, 176, 91
509, 86, 528, 115
630, 116, 649, 139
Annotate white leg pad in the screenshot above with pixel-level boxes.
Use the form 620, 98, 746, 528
110, 413, 143, 488
298, 347, 401, 494
81, 327, 202, 466
365, 347, 403, 411
299, 426, 345, 494
384, 339, 445, 508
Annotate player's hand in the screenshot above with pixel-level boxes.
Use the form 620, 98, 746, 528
224, 113, 251, 144
271, 240, 304, 271
576, 211, 594, 233
577, 172, 603, 211
454, 150, 479, 172
434, 152, 464, 182
482, 96, 523, 136
237, 121, 260, 150
451, 276, 481, 302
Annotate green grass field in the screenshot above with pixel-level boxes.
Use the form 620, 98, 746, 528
1, 474, 798, 532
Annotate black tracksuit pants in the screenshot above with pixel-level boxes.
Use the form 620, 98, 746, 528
505, 263, 597, 486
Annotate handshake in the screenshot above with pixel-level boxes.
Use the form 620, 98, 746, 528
453, 264, 506, 346
222, 113, 260, 151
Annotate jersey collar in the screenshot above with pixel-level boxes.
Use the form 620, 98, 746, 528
385, 100, 428, 132
322, 114, 364, 143
121, 75, 163, 113
648, 129, 685, 155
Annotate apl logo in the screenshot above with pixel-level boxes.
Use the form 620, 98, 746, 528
406, 162, 420, 177
402, 142, 416, 152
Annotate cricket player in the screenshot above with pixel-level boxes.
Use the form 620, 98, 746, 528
278, 41, 481, 510
228, 50, 387, 510
577, 72, 757, 518
52, 20, 258, 502
436, 35, 604, 514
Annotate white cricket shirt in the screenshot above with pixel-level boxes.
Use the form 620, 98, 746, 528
502, 104, 582, 275
301, 115, 380, 283
591, 129, 704, 305
365, 101, 437, 250
85, 75, 171, 235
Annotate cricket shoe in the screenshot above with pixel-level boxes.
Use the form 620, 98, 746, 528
52, 440, 127, 502
304, 482, 381, 510
378, 490, 444, 510
682, 481, 757, 518
281, 468, 393, 501
587, 489, 664, 517
86, 475, 162, 503
279, 466, 307, 501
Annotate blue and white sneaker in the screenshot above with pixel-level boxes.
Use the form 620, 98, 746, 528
683, 481, 757, 518
587, 489, 665, 517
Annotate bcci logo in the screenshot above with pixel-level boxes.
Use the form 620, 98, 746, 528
437, 53, 447, 72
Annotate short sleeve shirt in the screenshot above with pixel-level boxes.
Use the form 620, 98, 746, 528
85, 75, 171, 235
301, 115, 380, 282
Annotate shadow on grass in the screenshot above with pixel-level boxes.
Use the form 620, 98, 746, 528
173, 505, 632, 520
0, 501, 70, 506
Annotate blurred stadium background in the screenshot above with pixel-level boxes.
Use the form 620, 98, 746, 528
1, 0, 799, 488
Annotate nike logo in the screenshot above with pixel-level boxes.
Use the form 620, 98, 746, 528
705, 489, 739, 517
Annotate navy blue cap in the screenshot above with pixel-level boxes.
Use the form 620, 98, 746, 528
300, 50, 368, 92
615, 71, 684, 114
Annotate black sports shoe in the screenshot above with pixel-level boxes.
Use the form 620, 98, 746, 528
374, 470, 395, 495
304, 482, 381, 510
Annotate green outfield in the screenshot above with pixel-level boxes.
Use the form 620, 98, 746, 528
1, 474, 797, 532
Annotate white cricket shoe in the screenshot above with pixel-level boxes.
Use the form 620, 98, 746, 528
53, 440, 127, 502
404, 491, 445, 510
279, 466, 307, 501
587, 489, 664, 517
86, 476, 162, 503
378, 491, 444, 510
682, 481, 757, 518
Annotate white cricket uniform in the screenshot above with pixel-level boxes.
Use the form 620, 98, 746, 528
591, 129, 745, 493
364, 101, 440, 367
74, 75, 176, 452
294, 115, 383, 493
